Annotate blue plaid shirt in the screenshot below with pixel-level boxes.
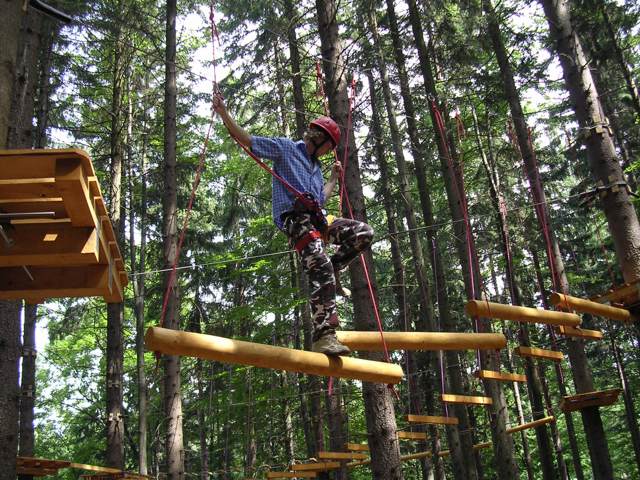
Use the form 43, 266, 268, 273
251, 136, 325, 229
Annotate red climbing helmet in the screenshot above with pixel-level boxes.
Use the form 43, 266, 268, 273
309, 116, 341, 147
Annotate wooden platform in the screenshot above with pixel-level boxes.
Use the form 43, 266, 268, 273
0, 149, 127, 302
145, 327, 404, 384
475, 369, 527, 383
557, 325, 603, 340
397, 431, 427, 440
318, 451, 368, 461
514, 346, 564, 362
591, 281, 640, 306
266, 472, 316, 478
560, 389, 622, 413
441, 393, 493, 406
465, 300, 581, 327
17, 457, 70, 476
407, 414, 459, 425
551, 292, 632, 322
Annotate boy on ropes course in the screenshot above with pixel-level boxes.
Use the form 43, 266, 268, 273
213, 94, 373, 356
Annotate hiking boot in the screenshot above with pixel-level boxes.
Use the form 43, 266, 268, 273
334, 271, 351, 298
312, 332, 351, 356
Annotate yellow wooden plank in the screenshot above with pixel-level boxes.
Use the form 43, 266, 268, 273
407, 414, 459, 425
514, 346, 564, 362
266, 472, 316, 478
290, 462, 341, 471
69, 463, 123, 474
0, 197, 66, 217
0, 148, 95, 179
55, 157, 96, 227
591, 281, 640, 305
560, 389, 621, 413
475, 369, 527, 383
317, 452, 368, 461
397, 431, 427, 440
557, 325, 603, 340
345, 443, 369, 451
465, 300, 581, 327
145, 327, 404, 384
551, 292, 631, 322
441, 393, 493, 406
0, 178, 57, 199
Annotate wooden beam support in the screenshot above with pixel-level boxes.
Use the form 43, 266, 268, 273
550, 292, 632, 322
55, 158, 95, 226
475, 369, 527, 383
557, 325, 603, 340
406, 414, 459, 425
591, 281, 640, 305
507, 416, 555, 434
514, 346, 564, 362
0, 197, 66, 217
465, 300, 581, 327
317, 452, 368, 461
290, 462, 341, 471
0, 223, 98, 266
560, 389, 622, 413
144, 327, 404, 384
335, 331, 506, 351
441, 393, 493, 406
397, 431, 427, 440
0, 177, 57, 199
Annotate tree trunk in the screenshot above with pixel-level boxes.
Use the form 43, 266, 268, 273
283, 0, 306, 138
18, 303, 37, 474
611, 335, 640, 473
316, 0, 402, 477
162, 0, 184, 477
540, 0, 640, 285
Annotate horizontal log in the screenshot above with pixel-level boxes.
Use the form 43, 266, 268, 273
345, 443, 369, 451
406, 414, 459, 425
591, 281, 640, 305
550, 292, 631, 322
145, 327, 404, 384
475, 369, 527, 383
557, 325, 603, 340
441, 393, 493, 406
514, 346, 564, 362
465, 300, 581, 327
266, 472, 316, 478
507, 416, 555, 434
335, 331, 506, 351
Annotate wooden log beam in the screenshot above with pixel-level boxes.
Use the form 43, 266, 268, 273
507, 416, 555, 434
514, 346, 564, 362
317, 452, 368, 461
441, 393, 493, 406
406, 414, 459, 425
266, 472, 316, 478
144, 327, 404, 384
475, 369, 527, 383
591, 281, 640, 305
55, 157, 95, 227
397, 431, 427, 440
345, 443, 369, 451
465, 300, 581, 327
550, 292, 632, 322
335, 331, 506, 351
0, 223, 98, 266
290, 462, 341, 471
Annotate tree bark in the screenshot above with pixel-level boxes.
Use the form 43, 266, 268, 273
316, 0, 402, 477
18, 303, 37, 479
162, 0, 184, 478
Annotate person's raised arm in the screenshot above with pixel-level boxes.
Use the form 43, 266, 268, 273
213, 93, 251, 148
323, 161, 342, 200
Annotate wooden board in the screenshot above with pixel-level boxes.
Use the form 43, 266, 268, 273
318, 451, 368, 461
557, 325, 603, 340
507, 416, 555, 434
407, 414, 459, 425
266, 472, 317, 478
475, 369, 527, 383
441, 393, 493, 406
397, 430, 427, 440
17, 456, 71, 476
345, 443, 369, 451
591, 281, 640, 306
290, 462, 341, 471
560, 389, 622, 413
514, 346, 564, 362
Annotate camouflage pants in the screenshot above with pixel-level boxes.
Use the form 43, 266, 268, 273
283, 212, 374, 341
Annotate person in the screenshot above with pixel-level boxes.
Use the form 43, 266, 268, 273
212, 93, 374, 356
